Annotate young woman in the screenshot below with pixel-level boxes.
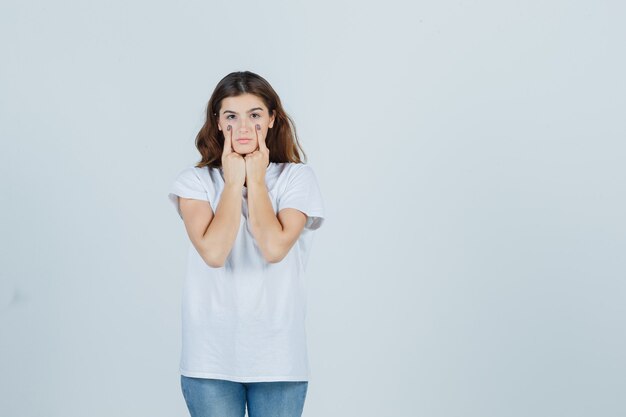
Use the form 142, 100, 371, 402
168, 71, 325, 417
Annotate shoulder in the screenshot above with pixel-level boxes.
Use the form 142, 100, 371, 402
174, 165, 201, 179
274, 163, 322, 196
174, 165, 218, 184
281, 162, 318, 180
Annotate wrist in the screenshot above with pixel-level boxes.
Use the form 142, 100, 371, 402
223, 183, 244, 194
247, 179, 267, 190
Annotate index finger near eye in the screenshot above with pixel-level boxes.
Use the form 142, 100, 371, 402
256, 124, 268, 152
222, 124, 233, 155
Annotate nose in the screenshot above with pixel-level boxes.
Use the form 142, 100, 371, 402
237, 117, 251, 133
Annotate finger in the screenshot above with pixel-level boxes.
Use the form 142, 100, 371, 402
222, 124, 233, 155
255, 124, 268, 153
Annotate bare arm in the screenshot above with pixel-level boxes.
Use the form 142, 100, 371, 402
247, 181, 306, 264
178, 184, 242, 268
178, 123, 247, 268
244, 124, 307, 263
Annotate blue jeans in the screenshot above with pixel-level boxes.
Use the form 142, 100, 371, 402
180, 375, 308, 417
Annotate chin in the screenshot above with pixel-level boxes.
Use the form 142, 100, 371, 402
236, 147, 255, 155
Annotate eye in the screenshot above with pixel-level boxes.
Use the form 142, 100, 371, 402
251, 113, 261, 119
225, 115, 236, 120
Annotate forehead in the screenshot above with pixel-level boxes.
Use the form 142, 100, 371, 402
221, 93, 266, 111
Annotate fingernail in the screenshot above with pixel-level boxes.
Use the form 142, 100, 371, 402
227, 125, 231, 131
256, 124, 260, 130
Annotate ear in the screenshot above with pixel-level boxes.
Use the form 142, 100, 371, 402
269, 110, 276, 128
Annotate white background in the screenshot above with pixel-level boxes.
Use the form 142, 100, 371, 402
1, 1, 625, 416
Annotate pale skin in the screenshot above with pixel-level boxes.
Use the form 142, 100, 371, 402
177, 93, 307, 268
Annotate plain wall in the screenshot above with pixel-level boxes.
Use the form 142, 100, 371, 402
1, 0, 625, 416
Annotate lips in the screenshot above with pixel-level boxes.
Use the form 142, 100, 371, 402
237, 138, 252, 144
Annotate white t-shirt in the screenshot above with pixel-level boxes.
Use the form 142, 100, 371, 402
168, 162, 325, 383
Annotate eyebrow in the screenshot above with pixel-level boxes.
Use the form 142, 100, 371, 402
222, 107, 264, 115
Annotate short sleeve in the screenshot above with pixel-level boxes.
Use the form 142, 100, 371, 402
277, 164, 325, 230
168, 167, 212, 220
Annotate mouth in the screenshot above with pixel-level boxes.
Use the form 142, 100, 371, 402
237, 139, 252, 144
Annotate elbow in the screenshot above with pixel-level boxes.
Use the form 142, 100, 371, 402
266, 255, 284, 264
201, 250, 226, 268
263, 244, 287, 264
205, 259, 225, 268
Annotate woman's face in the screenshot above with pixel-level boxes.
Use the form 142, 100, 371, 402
217, 93, 275, 155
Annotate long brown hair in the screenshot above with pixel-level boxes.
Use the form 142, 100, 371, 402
194, 71, 307, 168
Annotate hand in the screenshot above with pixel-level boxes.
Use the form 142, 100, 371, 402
221, 124, 246, 187
244, 124, 270, 187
